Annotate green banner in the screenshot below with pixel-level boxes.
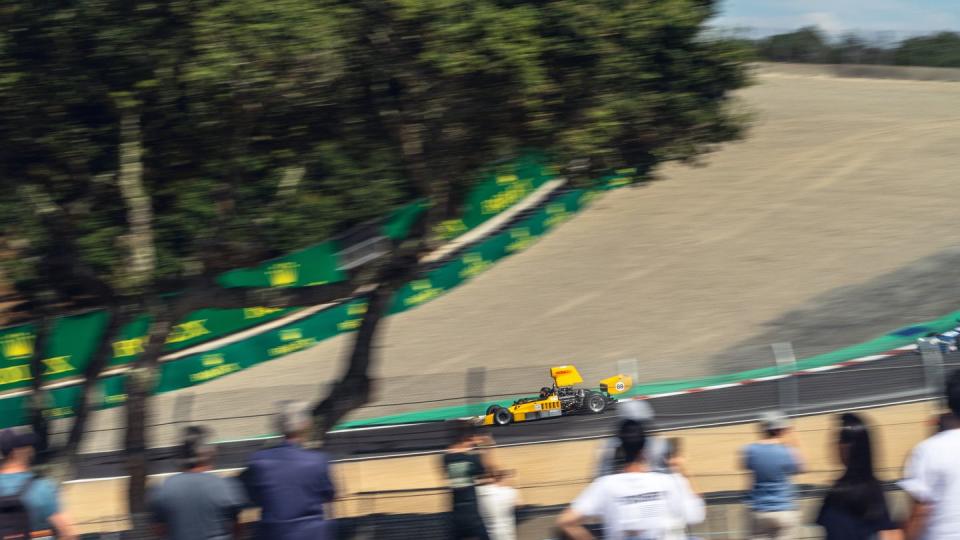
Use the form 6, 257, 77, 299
0, 311, 109, 394
0, 154, 550, 397
218, 241, 346, 289
108, 306, 297, 366
0, 188, 593, 410
434, 152, 555, 240
0, 189, 591, 422
0, 157, 596, 424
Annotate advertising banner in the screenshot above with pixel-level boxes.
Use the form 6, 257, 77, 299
0, 311, 109, 394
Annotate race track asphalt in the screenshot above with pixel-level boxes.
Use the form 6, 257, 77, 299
71, 348, 957, 479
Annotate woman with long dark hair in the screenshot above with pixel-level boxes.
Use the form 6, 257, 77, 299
816, 413, 901, 539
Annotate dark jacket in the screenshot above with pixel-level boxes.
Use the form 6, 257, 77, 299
242, 442, 335, 540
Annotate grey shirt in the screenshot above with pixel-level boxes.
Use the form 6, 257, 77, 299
150, 472, 245, 540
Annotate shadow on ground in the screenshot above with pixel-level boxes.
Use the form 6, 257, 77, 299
710, 246, 960, 373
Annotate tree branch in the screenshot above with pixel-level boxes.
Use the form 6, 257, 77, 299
63, 305, 133, 463
124, 296, 190, 526
312, 214, 428, 435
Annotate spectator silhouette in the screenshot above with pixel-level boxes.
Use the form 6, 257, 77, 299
815, 413, 899, 540
242, 401, 335, 540
901, 369, 960, 539
0, 428, 75, 540
557, 419, 704, 539
149, 425, 245, 540
596, 400, 670, 478
741, 410, 804, 540
442, 420, 494, 540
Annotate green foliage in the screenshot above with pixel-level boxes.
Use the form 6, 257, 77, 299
757, 27, 830, 63
895, 32, 960, 68
0, 0, 747, 311
749, 28, 960, 68
827, 34, 895, 65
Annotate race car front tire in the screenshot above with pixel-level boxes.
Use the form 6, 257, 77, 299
586, 392, 607, 414
492, 407, 513, 426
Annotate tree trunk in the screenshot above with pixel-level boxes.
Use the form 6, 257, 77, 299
125, 303, 176, 533
27, 316, 53, 464
312, 217, 428, 435
115, 103, 155, 292
312, 281, 395, 436
62, 308, 128, 474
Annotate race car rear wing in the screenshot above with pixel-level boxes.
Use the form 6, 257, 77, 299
599, 374, 633, 395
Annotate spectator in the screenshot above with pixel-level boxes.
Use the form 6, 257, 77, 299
242, 401, 336, 540
149, 426, 245, 540
901, 369, 960, 540
0, 428, 75, 540
741, 410, 804, 540
595, 400, 670, 477
477, 469, 520, 540
816, 413, 899, 540
442, 420, 495, 540
557, 420, 704, 539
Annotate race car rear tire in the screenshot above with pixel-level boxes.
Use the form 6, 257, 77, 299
586, 392, 607, 414
493, 407, 513, 426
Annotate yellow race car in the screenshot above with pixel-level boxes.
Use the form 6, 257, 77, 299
482, 365, 632, 426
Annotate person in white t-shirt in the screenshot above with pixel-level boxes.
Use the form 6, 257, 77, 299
477, 469, 520, 540
901, 369, 960, 540
557, 420, 704, 540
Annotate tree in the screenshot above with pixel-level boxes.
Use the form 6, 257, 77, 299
757, 27, 830, 63
828, 33, 894, 65
895, 32, 960, 68
0, 0, 747, 529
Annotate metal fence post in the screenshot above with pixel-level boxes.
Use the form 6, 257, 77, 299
772, 342, 799, 414
918, 338, 946, 399
172, 392, 195, 430
466, 366, 486, 417
617, 358, 640, 383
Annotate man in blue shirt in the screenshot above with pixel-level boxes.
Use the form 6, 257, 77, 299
0, 429, 75, 540
741, 411, 805, 540
242, 401, 335, 540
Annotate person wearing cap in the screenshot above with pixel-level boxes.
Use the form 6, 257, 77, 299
741, 411, 805, 540
0, 429, 76, 540
595, 400, 671, 478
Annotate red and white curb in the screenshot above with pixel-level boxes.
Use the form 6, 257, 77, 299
627, 343, 920, 402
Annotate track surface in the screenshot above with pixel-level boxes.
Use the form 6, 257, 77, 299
72, 349, 957, 479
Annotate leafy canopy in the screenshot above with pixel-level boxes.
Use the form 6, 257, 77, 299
0, 0, 747, 311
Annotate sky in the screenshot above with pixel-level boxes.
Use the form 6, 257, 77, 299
713, 0, 960, 37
